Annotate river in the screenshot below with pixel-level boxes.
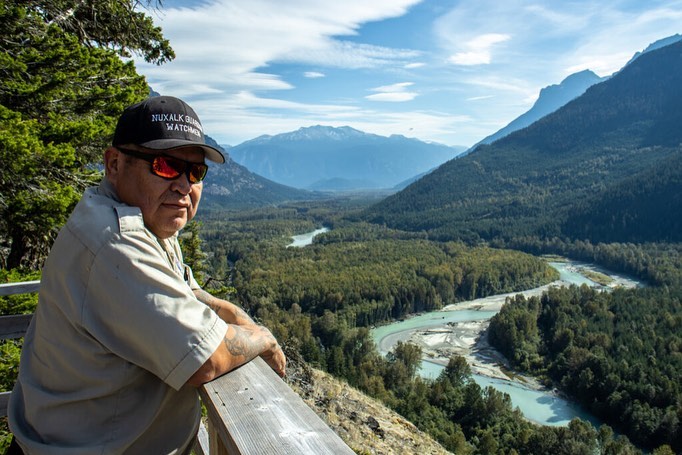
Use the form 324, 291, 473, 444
372, 261, 641, 427
286, 226, 640, 426
287, 227, 330, 248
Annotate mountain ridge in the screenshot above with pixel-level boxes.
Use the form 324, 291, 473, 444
467, 69, 606, 152
201, 135, 321, 209
365, 38, 682, 244
465, 34, 682, 155
226, 126, 466, 191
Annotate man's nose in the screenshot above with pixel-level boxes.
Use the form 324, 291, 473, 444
170, 173, 192, 194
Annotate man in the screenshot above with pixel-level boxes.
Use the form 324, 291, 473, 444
8, 96, 286, 454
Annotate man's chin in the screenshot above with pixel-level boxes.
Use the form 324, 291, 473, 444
150, 218, 188, 239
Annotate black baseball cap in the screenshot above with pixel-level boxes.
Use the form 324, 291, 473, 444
113, 96, 225, 163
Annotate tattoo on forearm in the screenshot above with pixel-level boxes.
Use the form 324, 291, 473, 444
195, 289, 255, 324
224, 326, 262, 360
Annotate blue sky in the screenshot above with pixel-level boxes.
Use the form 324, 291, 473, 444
135, 0, 682, 148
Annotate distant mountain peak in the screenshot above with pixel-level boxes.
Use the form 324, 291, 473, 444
624, 34, 682, 68
245, 125, 369, 146
534, 69, 604, 109
228, 126, 465, 191
286, 125, 367, 141
467, 69, 605, 152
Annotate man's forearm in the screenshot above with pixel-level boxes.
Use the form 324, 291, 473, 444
187, 322, 286, 386
193, 288, 256, 326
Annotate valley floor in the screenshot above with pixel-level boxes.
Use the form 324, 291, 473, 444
387, 266, 640, 391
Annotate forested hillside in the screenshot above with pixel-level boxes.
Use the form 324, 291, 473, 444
366, 39, 682, 245
2, 2, 680, 454
561, 151, 682, 243
489, 281, 682, 451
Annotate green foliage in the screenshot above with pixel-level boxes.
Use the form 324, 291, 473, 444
196, 206, 643, 453
0, 1, 165, 269
179, 221, 208, 285
488, 283, 682, 451
0, 269, 41, 449
0, 269, 41, 316
20, 0, 176, 65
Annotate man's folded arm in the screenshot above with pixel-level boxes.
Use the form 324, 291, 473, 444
186, 322, 286, 387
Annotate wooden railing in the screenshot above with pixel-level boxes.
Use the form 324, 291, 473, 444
0, 281, 354, 455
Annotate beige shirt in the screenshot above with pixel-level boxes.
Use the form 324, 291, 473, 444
9, 179, 227, 454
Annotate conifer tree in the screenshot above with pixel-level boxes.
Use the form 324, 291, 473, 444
0, 1, 174, 269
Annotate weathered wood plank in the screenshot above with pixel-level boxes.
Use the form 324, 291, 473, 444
0, 314, 33, 340
0, 281, 40, 297
192, 421, 210, 455
199, 357, 355, 455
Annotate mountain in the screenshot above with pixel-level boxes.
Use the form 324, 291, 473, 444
365, 39, 682, 244
624, 33, 682, 67
466, 34, 682, 155
467, 70, 606, 152
226, 126, 465, 191
201, 136, 321, 209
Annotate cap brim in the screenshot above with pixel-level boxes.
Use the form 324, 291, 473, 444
140, 139, 225, 164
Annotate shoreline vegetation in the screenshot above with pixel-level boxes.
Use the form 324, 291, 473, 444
376, 262, 640, 394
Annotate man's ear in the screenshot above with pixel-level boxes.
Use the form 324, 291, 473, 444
104, 147, 121, 182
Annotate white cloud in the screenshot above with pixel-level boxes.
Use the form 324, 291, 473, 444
467, 95, 494, 101
404, 62, 425, 69
366, 92, 418, 102
371, 82, 414, 92
448, 33, 511, 66
304, 71, 326, 78
366, 82, 417, 102
139, 0, 422, 94
283, 40, 421, 69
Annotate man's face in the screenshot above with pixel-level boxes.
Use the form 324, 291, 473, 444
105, 147, 204, 239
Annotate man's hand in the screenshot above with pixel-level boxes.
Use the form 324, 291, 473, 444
260, 341, 286, 378
187, 289, 286, 384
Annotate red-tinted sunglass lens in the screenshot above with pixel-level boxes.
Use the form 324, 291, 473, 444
189, 164, 208, 183
152, 156, 208, 183
153, 156, 183, 179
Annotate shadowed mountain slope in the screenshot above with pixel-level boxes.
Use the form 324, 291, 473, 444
365, 40, 682, 244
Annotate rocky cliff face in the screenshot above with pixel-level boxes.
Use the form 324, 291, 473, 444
285, 355, 450, 454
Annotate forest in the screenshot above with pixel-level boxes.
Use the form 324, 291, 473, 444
181, 204, 676, 454
1, 2, 681, 454
488, 282, 682, 451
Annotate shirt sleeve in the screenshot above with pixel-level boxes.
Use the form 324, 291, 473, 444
80, 215, 227, 391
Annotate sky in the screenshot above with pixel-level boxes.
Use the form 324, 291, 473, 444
135, 0, 682, 148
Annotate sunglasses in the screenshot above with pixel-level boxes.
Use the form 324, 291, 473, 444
116, 148, 208, 184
